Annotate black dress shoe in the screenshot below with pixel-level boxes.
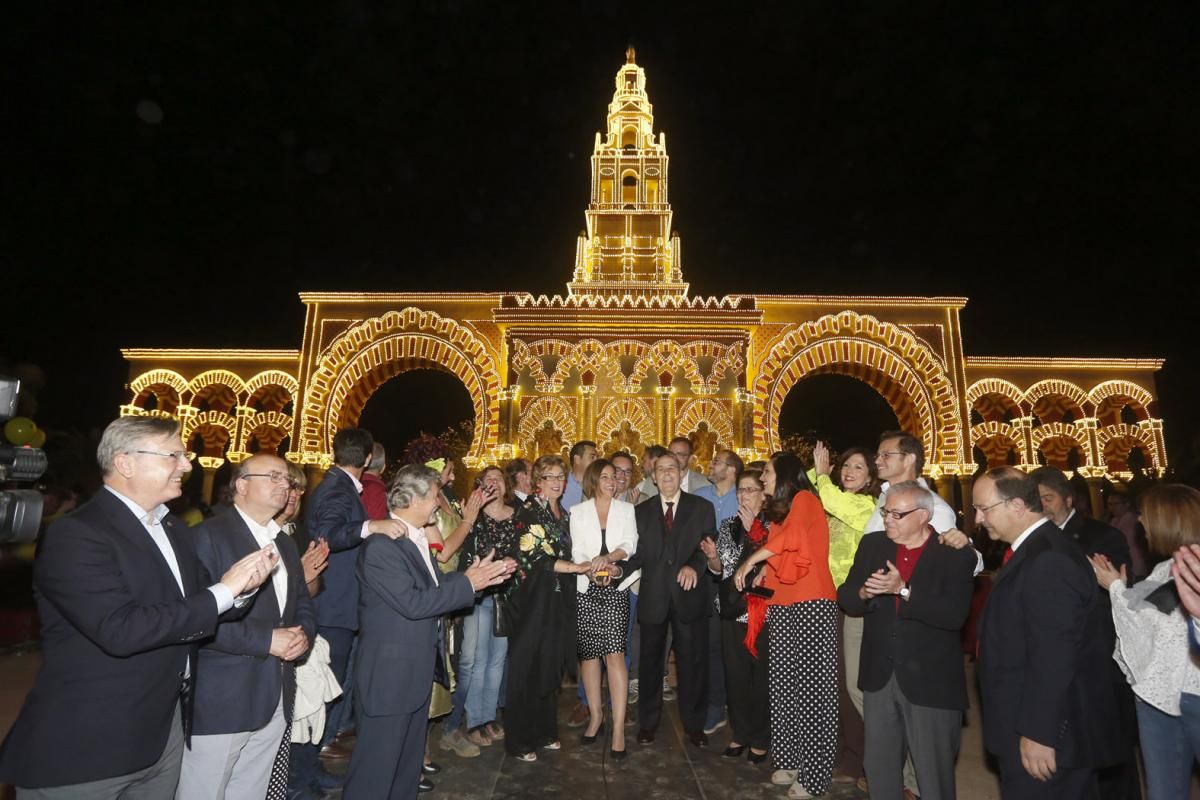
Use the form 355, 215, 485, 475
422, 761, 441, 775
417, 777, 434, 793
722, 744, 746, 759
581, 722, 605, 745
636, 729, 655, 745
748, 749, 769, 764
610, 747, 627, 761
686, 731, 708, 748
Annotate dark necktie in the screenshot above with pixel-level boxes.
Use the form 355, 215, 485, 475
664, 501, 675, 532
1002, 546, 1014, 566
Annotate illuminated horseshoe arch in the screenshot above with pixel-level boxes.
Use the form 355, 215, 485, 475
297, 308, 502, 464
754, 312, 962, 468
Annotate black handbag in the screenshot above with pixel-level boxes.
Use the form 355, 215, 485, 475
492, 594, 512, 638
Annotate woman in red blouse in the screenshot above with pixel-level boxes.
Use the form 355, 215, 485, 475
735, 453, 838, 800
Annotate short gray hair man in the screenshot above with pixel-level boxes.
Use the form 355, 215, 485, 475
387, 465, 441, 511
96, 416, 182, 474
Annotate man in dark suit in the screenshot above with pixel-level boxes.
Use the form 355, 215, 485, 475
976, 467, 1119, 799
179, 454, 318, 799
620, 455, 716, 747
1031, 466, 1139, 800
838, 481, 977, 800
293, 427, 404, 791
0, 416, 276, 797
344, 465, 511, 800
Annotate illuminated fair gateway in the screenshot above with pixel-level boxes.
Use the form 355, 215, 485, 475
119, 50, 1167, 523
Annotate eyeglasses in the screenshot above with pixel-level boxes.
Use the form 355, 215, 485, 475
972, 498, 1010, 514
612, 467, 633, 476
240, 471, 296, 487
539, 474, 567, 483
132, 449, 195, 463
876, 450, 906, 460
880, 507, 922, 521
736, 486, 763, 495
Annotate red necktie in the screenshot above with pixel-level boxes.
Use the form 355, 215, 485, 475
664, 501, 675, 532
1002, 546, 1014, 566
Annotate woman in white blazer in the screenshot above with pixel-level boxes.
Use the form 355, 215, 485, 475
570, 458, 639, 757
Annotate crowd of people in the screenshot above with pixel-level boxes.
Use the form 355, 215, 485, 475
1, 414, 1198, 800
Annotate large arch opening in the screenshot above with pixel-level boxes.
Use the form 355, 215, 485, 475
358, 369, 475, 466
778, 373, 901, 454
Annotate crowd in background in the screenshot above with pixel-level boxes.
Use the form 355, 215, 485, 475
2, 415, 1200, 800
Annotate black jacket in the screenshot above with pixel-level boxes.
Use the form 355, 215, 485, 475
190, 507, 317, 735
978, 520, 1123, 768
622, 493, 715, 625
838, 530, 977, 710
0, 489, 224, 788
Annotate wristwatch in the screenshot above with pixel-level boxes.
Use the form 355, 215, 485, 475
898, 583, 911, 601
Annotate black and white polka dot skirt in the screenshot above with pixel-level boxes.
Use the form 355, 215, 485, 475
768, 599, 839, 795
576, 583, 630, 661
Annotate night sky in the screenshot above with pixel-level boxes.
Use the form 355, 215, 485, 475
5, 4, 1199, 473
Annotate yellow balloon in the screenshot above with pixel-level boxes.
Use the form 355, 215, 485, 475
3, 417, 35, 445
28, 428, 46, 448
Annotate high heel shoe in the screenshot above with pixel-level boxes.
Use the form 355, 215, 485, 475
722, 745, 746, 759
610, 747, 627, 761
748, 749, 769, 764
581, 722, 605, 745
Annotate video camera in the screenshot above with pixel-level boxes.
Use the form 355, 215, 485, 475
0, 376, 47, 543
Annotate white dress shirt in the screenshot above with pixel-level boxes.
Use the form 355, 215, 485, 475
1055, 508, 1076, 530
395, 514, 440, 582
659, 492, 682, 518
1008, 518, 1046, 553
234, 505, 288, 615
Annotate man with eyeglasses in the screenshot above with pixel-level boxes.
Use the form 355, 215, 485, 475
839, 481, 977, 800
180, 454, 317, 799
0, 417, 278, 797
694, 450, 743, 525
974, 467, 1114, 799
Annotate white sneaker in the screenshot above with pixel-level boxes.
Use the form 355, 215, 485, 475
787, 780, 813, 799
627, 678, 639, 704
662, 677, 676, 701
771, 769, 798, 785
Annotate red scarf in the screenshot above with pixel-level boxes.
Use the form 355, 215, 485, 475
742, 519, 771, 658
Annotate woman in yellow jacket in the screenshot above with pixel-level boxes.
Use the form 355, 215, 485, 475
809, 442, 880, 789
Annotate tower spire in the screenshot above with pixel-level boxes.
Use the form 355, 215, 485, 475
567, 52, 687, 299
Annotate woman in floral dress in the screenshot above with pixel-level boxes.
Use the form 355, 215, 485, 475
502, 455, 591, 761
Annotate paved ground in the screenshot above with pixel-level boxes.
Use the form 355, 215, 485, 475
0, 646, 1008, 799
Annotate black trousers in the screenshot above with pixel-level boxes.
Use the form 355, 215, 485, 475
720, 618, 770, 750
998, 756, 1096, 800
638, 610, 708, 735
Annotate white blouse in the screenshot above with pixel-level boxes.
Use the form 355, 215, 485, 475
1110, 559, 1200, 715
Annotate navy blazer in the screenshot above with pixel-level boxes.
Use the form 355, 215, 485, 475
190, 507, 317, 735
622, 492, 715, 625
0, 489, 221, 788
838, 530, 977, 710
306, 466, 369, 630
979, 520, 1122, 768
354, 534, 476, 715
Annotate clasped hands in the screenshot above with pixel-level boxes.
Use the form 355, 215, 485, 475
269, 626, 310, 662
859, 560, 904, 599
586, 554, 623, 587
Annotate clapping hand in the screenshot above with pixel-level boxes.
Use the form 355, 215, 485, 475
862, 561, 903, 597
464, 549, 515, 592
1173, 544, 1200, 619
220, 546, 279, 596
1089, 553, 1126, 591
813, 441, 832, 476
301, 539, 330, 584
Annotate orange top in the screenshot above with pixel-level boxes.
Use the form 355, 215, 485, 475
764, 491, 836, 605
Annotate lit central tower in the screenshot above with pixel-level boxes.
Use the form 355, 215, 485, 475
567, 48, 687, 299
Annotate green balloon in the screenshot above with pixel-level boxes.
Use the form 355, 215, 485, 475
28, 428, 46, 448
4, 417, 35, 446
